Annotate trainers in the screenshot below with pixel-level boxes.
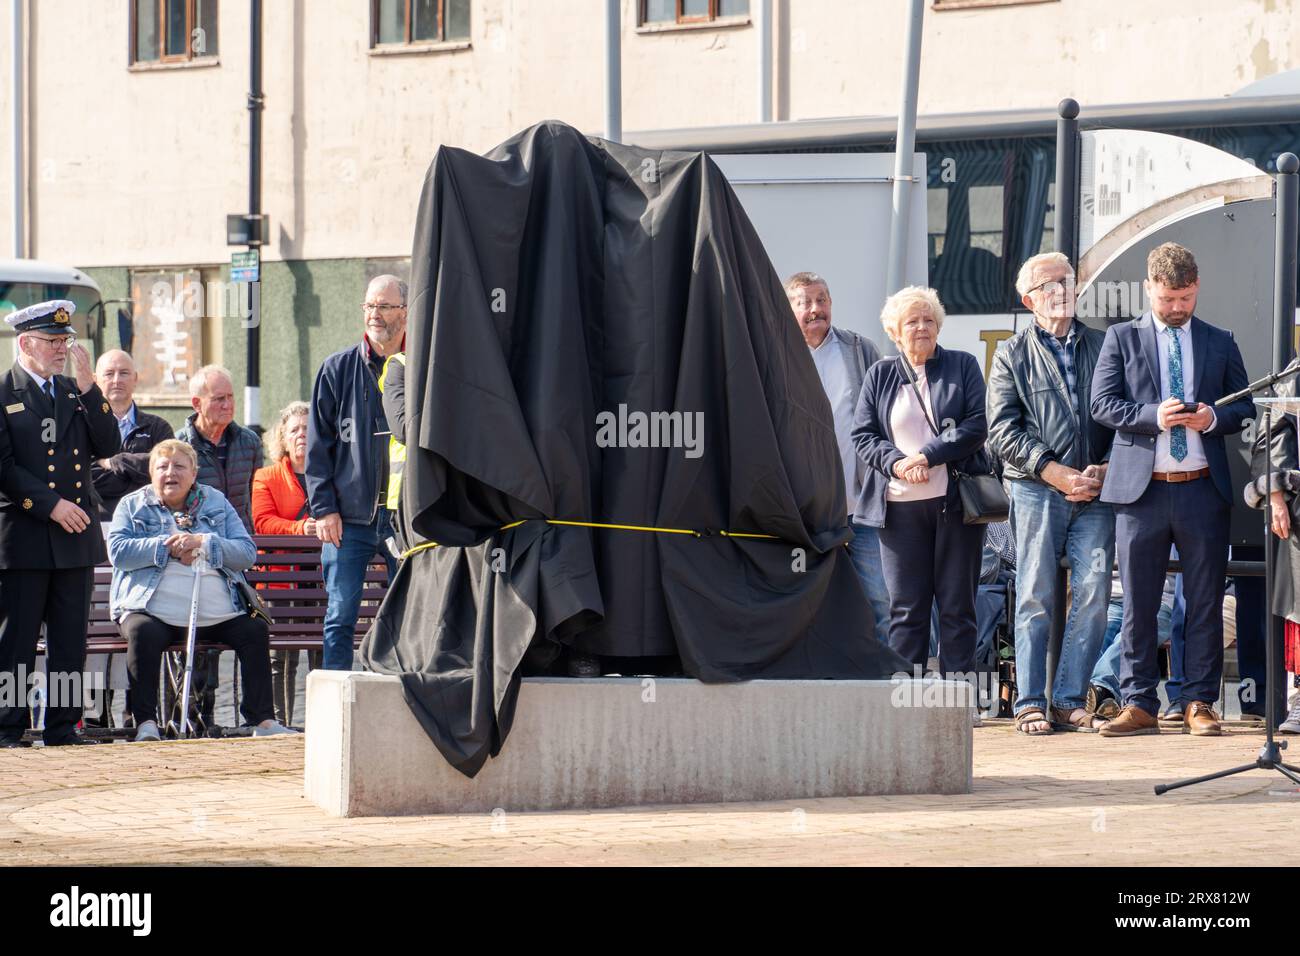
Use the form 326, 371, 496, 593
252, 720, 297, 737
133, 720, 162, 742
1279, 701, 1300, 735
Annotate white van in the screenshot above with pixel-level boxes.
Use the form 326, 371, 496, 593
0, 258, 104, 355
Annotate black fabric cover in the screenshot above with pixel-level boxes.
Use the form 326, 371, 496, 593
361, 121, 910, 778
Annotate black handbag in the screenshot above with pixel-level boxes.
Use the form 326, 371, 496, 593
232, 573, 273, 627
898, 357, 1010, 525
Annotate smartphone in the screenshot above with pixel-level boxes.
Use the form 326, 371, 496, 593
1180, 402, 1199, 414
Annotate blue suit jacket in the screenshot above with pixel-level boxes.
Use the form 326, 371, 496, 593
850, 344, 989, 527
1089, 313, 1252, 505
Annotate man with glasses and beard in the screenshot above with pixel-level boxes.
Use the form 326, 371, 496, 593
306, 275, 404, 672
0, 301, 119, 746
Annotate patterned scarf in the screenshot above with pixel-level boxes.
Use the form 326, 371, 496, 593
170, 483, 205, 530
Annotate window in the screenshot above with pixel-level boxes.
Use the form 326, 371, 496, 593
131, 0, 218, 64
127, 268, 234, 404
372, 0, 471, 46
641, 0, 749, 26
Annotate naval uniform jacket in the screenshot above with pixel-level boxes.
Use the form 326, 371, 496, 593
0, 363, 121, 569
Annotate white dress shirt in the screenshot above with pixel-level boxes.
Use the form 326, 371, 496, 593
1152, 316, 1213, 472
17, 357, 53, 398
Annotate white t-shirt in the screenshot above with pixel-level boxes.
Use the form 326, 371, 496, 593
144, 512, 242, 628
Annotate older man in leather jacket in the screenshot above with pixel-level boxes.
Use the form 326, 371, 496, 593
986, 252, 1115, 735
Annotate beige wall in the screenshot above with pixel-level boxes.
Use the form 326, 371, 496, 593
2, 2, 18, 257
785, 0, 1300, 120
18, 0, 1300, 270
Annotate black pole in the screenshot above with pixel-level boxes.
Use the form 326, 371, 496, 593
1044, 99, 1080, 701
246, 0, 264, 430
1053, 97, 1080, 268
1268, 151, 1298, 728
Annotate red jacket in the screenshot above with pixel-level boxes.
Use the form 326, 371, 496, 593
252, 457, 311, 591
252, 456, 310, 535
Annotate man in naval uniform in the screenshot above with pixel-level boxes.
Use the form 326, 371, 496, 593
0, 300, 120, 746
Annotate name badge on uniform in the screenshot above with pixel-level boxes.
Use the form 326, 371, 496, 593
5, 403, 24, 414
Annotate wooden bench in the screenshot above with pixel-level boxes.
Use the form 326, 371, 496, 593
85, 534, 391, 656
31, 535, 392, 739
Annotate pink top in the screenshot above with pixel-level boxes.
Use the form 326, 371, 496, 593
887, 366, 948, 502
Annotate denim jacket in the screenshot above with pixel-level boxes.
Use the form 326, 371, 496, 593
107, 482, 258, 622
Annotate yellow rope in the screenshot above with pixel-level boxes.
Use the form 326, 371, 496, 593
400, 517, 779, 559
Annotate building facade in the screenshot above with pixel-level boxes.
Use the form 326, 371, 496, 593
4, 0, 1299, 424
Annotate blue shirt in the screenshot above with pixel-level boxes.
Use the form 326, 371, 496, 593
116, 402, 138, 445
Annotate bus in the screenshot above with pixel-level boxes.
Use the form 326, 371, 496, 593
629, 92, 1300, 368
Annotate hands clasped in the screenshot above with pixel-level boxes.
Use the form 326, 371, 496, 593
892, 453, 931, 485
165, 532, 207, 566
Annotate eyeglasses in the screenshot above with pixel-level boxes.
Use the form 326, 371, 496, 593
1026, 277, 1075, 295
362, 303, 404, 313
27, 333, 75, 347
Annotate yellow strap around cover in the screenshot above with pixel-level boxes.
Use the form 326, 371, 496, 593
400, 517, 779, 559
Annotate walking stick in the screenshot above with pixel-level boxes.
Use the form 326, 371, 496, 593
177, 544, 206, 740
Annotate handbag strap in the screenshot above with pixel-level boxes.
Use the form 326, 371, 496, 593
898, 356, 943, 439
898, 356, 974, 480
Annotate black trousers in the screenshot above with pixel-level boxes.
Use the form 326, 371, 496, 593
121, 612, 275, 727
877, 495, 983, 676
0, 567, 93, 744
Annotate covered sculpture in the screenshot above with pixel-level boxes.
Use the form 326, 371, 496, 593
361, 122, 908, 777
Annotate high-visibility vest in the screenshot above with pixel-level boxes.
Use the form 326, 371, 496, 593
378, 352, 406, 511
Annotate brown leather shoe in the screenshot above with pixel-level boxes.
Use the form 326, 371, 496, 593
1183, 701, 1223, 736
1098, 704, 1160, 737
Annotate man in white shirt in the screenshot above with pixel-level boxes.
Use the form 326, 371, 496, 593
785, 272, 889, 644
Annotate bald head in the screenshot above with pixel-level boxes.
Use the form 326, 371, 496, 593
96, 349, 138, 414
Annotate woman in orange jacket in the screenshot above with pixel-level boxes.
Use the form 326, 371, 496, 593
252, 401, 317, 725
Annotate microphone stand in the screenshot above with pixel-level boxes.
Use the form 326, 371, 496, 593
1155, 365, 1300, 794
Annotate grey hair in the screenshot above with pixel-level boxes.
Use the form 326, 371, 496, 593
368, 274, 408, 306
784, 272, 830, 297
1015, 252, 1074, 297
190, 364, 234, 398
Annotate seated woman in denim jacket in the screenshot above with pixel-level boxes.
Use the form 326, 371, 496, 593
108, 439, 292, 741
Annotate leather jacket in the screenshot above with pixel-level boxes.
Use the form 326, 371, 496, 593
986, 319, 1113, 483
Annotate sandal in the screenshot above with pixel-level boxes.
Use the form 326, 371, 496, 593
1051, 706, 1106, 733
1015, 707, 1053, 735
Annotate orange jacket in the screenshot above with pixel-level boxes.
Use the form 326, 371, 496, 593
252, 456, 310, 535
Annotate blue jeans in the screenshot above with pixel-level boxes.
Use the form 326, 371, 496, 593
848, 522, 892, 646
321, 511, 398, 671
1010, 480, 1114, 713
1092, 592, 1177, 698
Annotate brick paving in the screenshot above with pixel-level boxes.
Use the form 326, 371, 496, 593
1, 722, 1297, 866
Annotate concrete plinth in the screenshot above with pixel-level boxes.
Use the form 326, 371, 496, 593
304, 672, 973, 817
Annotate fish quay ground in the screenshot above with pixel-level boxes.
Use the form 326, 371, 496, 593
1, 720, 1296, 867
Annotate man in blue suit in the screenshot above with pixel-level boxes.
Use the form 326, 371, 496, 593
1090, 243, 1252, 737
